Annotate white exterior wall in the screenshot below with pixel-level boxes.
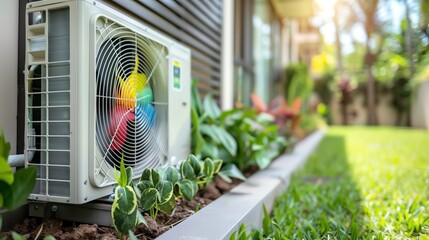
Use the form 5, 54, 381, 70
0, 1, 19, 154
411, 81, 429, 130
330, 93, 402, 126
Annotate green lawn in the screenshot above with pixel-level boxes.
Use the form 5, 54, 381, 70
271, 127, 429, 239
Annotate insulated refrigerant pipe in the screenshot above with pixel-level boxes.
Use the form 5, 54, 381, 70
8, 151, 34, 168
7, 129, 36, 167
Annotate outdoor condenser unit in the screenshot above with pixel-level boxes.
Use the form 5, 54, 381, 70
25, 0, 191, 204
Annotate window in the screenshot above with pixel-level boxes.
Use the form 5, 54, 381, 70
233, 0, 254, 106
234, 0, 283, 106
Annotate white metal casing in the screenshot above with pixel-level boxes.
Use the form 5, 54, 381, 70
25, 0, 191, 204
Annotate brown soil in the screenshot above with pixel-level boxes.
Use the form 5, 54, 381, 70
0, 176, 243, 240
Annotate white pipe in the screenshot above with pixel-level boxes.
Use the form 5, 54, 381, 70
8, 151, 34, 168
8, 129, 36, 167
8, 154, 25, 167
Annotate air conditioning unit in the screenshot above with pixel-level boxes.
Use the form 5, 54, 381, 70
25, 0, 191, 204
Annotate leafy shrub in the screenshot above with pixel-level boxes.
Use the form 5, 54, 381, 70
191, 82, 246, 180
284, 63, 313, 105
219, 109, 287, 171
192, 82, 287, 174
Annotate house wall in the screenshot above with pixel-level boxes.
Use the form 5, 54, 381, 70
330, 93, 400, 126
411, 81, 429, 129
0, 1, 19, 154
109, 1, 224, 97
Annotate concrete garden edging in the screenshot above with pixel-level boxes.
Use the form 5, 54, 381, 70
157, 130, 326, 240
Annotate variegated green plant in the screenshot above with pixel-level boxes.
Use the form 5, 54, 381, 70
112, 157, 146, 239
174, 155, 222, 201
187, 155, 221, 189
136, 155, 223, 220
136, 168, 176, 220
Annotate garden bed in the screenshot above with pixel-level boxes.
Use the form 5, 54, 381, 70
157, 129, 325, 239
1, 130, 324, 240
0, 176, 242, 240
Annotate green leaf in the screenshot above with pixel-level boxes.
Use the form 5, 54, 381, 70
113, 186, 137, 214
0, 159, 13, 185
201, 142, 219, 159
217, 147, 235, 163
237, 224, 248, 240
140, 188, 158, 211
212, 159, 223, 174
118, 156, 127, 187
176, 179, 198, 201
251, 229, 262, 239
229, 231, 237, 240
254, 152, 271, 170
128, 230, 138, 240
191, 80, 203, 116
8, 167, 36, 210
203, 94, 221, 119
180, 161, 195, 180
0, 131, 10, 160
112, 207, 137, 236
43, 236, 56, 240
140, 168, 151, 181
11, 232, 25, 240
126, 167, 133, 186
151, 169, 160, 186
157, 195, 175, 214
219, 164, 246, 181
191, 108, 206, 155
136, 180, 153, 192
200, 125, 237, 157
136, 210, 147, 227
188, 155, 201, 176
161, 166, 179, 184
156, 180, 173, 204
0, 181, 12, 209
203, 158, 214, 178
262, 205, 271, 236
217, 172, 232, 183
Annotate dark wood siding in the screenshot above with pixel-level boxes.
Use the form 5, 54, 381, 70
110, 0, 223, 96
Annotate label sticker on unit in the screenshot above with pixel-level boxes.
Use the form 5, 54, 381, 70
173, 60, 181, 91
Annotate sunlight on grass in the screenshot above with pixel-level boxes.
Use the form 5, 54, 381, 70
272, 126, 429, 239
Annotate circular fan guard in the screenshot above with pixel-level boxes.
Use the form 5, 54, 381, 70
94, 17, 168, 185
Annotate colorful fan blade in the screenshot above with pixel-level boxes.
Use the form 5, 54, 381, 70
135, 104, 155, 128
137, 87, 154, 105
109, 108, 135, 151
118, 55, 147, 109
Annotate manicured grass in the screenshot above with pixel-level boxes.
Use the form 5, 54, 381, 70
271, 127, 429, 239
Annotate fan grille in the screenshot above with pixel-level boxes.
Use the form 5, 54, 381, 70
94, 16, 168, 186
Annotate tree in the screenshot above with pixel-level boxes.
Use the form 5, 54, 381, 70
355, 0, 381, 125
403, 0, 414, 76
333, 0, 357, 76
